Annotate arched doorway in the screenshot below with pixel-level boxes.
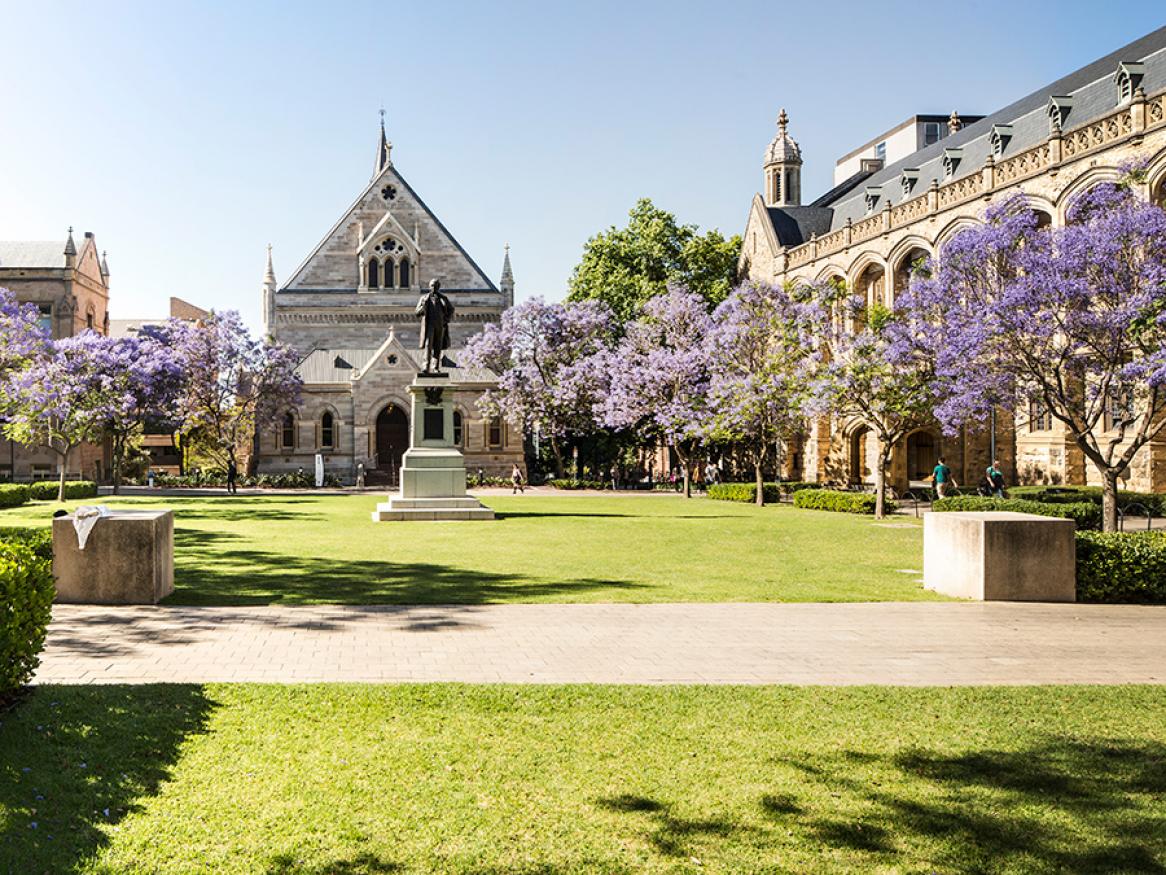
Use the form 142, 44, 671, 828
849, 426, 877, 486
375, 404, 409, 482
906, 430, 940, 484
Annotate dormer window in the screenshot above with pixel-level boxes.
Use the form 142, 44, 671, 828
942, 148, 963, 180
900, 169, 920, 197
1047, 96, 1074, 131
990, 125, 1013, 158
864, 186, 881, 214
1114, 62, 1145, 104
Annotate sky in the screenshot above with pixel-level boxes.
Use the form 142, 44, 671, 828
1, 1, 1163, 330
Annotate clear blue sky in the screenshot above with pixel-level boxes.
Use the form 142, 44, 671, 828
1, 2, 1162, 330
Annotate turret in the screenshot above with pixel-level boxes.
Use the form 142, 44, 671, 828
763, 109, 803, 207
500, 244, 514, 309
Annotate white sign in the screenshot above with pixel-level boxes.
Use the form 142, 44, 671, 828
315, 453, 324, 488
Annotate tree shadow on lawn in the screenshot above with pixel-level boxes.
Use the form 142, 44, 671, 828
0, 684, 215, 872
139, 497, 326, 524
169, 530, 648, 605
764, 737, 1166, 872
266, 850, 403, 874
494, 510, 745, 520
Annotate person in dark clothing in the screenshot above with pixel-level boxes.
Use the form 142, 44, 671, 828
226, 459, 238, 495
985, 459, 1006, 499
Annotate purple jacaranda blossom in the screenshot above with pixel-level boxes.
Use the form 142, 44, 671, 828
705, 282, 814, 506
0, 287, 49, 378
899, 181, 1166, 531
148, 311, 302, 472
602, 287, 713, 497
463, 297, 615, 478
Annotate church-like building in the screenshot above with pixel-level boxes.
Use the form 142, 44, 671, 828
255, 121, 524, 484
741, 26, 1166, 493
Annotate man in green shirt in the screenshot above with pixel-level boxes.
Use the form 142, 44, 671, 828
932, 457, 957, 498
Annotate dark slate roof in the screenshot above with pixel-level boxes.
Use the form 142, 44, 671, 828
817, 26, 1166, 228
766, 206, 834, 246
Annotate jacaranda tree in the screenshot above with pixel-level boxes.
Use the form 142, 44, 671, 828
602, 287, 713, 498
903, 182, 1166, 532
161, 311, 302, 472
705, 282, 810, 506
0, 288, 49, 379
464, 297, 615, 478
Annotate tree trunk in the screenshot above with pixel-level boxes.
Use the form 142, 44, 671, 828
755, 459, 765, 507
675, 444, 692, 498
111, 434, 124, 496
874, 446, 892, 520
1101, 468, 1121, 533
57, 447, 68, 503
550, 436, 565, 480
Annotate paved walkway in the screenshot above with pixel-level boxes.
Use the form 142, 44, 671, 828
33, 602, 1166, 685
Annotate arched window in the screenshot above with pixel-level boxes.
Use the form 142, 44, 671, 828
453, 410, 463, 447
487, 416, 504, 449
281, 412, 296, 450
1033, 210, 1053, 230
86, 309, 95, 330
321, 412, 335, 449
893, 248, 930, 301
367, 258, 380, 288
399, 257, 410, 288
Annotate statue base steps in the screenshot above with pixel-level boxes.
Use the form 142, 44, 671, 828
372, 496, 495, 522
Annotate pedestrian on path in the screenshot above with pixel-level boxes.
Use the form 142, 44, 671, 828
226, 458, 239, 495
932, 457, 957, 498
985, 459, 1006, 498
511, 463, 525, 494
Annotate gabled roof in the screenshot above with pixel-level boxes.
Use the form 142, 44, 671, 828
765, 206, 834, 247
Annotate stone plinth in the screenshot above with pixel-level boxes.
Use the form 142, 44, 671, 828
372, 375, 494, 522
923, 511, 1075, 602
52, 509, 174, 604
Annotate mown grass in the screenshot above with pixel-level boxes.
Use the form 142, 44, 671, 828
0, 494, 936, 605
1, 684, 1163, 873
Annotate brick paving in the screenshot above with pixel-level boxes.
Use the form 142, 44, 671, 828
33, 602, 1166, 685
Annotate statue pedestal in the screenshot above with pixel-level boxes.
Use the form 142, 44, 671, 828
372, 376, 495, 522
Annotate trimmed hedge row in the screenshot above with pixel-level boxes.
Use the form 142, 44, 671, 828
0, 541, 55, 697
706, 481, 823, 504
1009, 485, 1166, 516
0, 484, 31, 509
27, 480, 98, 501
793, 489, 893, 514
1076, 531, 1166, 603
931, 496, 1102, 530
547, 479, 609, 490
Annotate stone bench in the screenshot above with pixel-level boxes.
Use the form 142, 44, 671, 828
52, 509, 174, 604
923, 511, 1076, 602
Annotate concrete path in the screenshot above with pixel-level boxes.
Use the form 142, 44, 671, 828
33, 602, 1166, 686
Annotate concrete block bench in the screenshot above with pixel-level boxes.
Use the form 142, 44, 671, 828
923, 511, 1076, 602
52, 509, 174, 604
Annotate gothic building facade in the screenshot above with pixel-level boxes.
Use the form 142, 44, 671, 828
742, 26, 1166, 493
255, 122, 524, 484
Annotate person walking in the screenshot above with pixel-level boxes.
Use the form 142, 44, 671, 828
226, 458, 238, 495
985, 459, 1006, 499
932, 456, 957, 499
511, 463, 525, 494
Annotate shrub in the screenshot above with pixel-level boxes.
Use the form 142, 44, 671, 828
793, 489, 892, 514
548, 479, 608, 490
28, 480, 98, 501
0, 527, 53, 560
707, 482, 781, 503
1076, 531, 1166, 603
931, 496, 1101, 530
1009, 485, 1165, 516
0, 484, 30, 509
0, 542, 56, 698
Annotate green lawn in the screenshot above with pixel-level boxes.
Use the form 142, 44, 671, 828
0, 493, 936, 605
1, 684, 1163, 873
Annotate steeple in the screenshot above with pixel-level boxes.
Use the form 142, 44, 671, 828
100, 250, 110, 280
500, 244, 514, 309
63, 226, 77, 259
262, 244, 277, 337
763, 109, 802, 207
373, 108, 392, 178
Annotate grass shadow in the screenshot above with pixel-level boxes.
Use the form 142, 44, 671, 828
597, 794, 744, 858
0, 685, 215, 872
266, 850, 402, 874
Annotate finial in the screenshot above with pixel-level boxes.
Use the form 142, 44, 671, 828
778, 108, 789, 136
504, 242, 510, 253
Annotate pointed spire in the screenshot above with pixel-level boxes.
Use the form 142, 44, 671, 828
63, 226, 76, 256
100, 249, 110, 278
373, 107, 392, 178
264, 243, 276, 286
262, 244, 277, 338
500, 244, 515, 309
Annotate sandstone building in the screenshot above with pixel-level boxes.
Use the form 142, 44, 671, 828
0, 229, 112, 481
742, 26, 1166, 493
256, 121, 523, 484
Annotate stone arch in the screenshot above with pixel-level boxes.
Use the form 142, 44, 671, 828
887, 237, 933, 302
814, 264, 847, 284
842, 419, 877, 486
363, 393, 410, 430
934, 216, 984, 253
1055, 166, 1123, 224
848, 257, 887, 324
316, 403, 342, 451
1146, 146, 1166, 208
904, 426, 941, 484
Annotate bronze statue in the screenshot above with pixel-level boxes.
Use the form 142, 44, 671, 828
416, 278, 454, 374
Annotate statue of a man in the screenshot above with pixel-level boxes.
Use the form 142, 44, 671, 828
416, 278, 455, 373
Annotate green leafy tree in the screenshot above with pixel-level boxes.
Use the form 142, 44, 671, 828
568, 199, 740, 324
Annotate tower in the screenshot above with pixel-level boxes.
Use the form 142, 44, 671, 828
261, 244, 277, 337
500, 244, 514, 309
764, 109, 802, 207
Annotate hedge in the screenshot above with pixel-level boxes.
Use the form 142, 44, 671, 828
548, 479, 608, 490
707, 482, 779, 503
0, 484, 30, 509
1008, 485, 1166, 516
793, 489, 893, 514
0, 541, 56, 698
931, 496, 1102, 530
1076, 531, 1166, 603
28, 480, 98, 501
0, 527, 53, 560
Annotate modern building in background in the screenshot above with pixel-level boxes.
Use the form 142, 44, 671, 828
742, 25, 1166, 493
0, 230, 112, 481
256, 121, 523, 485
